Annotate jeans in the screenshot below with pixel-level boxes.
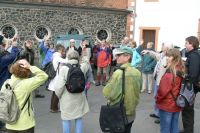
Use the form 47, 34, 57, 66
153, 84, 159, 117
0, 121, 5, 128
159, 110, 180, 133
63, 118, 83, 133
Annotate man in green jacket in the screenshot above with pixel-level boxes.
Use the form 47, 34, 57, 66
103, 47, 141, 133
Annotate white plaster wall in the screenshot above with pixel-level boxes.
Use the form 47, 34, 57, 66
134, 0, 200, 50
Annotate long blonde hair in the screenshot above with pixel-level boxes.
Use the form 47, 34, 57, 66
166, 48, 185, 80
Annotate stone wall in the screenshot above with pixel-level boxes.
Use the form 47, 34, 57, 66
0, 4, 128, 44
14, 0, 128, 9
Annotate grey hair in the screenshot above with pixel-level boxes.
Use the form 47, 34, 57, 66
67, 50, 79, 60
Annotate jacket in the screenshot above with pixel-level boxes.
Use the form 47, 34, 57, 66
185, 49, 200, 92
147, 51, 167, 85
39, 41, 55, 67
131, 48, 142, 68
141, 49, 157, 74
48, 52, 68, 91
103, 63, 141, 122
54, 59, 89, 120
1, 66, 48, 130
0, 46, 19, 88
156, 70, 182, 112
97, 48, 111, 67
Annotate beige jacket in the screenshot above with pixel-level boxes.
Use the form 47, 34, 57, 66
54, 59, 89, 120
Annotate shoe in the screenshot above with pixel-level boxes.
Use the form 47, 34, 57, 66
140, 89, 145, 93
148, 90, 152, 94
102, 82, 106, 86
179, 130, 184, 133
154, 119, 160, 124
149, 113, 159, 119
50, 109, 60, 113
95, 82, 101, 86
35, 94, 45, 98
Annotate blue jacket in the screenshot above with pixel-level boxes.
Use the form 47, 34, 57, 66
0, 46, 19, 88
131, 48, 142, 68
141, 49, 157, 74
39, 41, 55, 67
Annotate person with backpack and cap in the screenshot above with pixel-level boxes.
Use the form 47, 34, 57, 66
103, 47, 141, 133
54, 50, 89, 133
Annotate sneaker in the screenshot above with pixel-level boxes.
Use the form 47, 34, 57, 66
102, 82, 106, 86
154, 119, 160, 124
149, 113, 160, 119
35, 94, 45, 98
95, 82, 101, 86
50, 109, 60, 113
140, 89, 145, 93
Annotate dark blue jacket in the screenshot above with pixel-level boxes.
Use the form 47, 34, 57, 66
0, 46, 19, 88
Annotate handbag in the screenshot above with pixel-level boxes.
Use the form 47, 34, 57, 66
99, 67, 128, 133
170, 80, 196, 108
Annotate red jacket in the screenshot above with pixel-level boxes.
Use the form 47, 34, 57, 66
156, 71, 182, 112
97, 48, 111, 67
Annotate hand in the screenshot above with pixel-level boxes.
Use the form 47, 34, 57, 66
44, 35, 48, 41
18, 59, 31, 69
85, 82, 91, 90
140, 40, 144, 45
141, 50, 148, 55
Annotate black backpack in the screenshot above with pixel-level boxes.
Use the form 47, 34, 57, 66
65, 64, 85, 93
43, 62, 59, 80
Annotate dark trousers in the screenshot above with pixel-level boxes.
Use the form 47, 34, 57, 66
113, 121, 133, 133
50, 91, 59, 111
7, 127, 34, 133
182, 104, 194, 133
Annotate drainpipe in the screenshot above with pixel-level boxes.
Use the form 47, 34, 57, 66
133, 0, 137, 40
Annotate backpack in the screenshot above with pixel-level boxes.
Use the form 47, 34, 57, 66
170, 80, 196, 108
65, 64, 85, 93
0, 80, 30, 124
43, 62, 60, 80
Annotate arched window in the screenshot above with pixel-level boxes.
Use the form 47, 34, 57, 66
68, 28, 80, 35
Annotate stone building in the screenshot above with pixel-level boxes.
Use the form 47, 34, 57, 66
0, 0, 131, 45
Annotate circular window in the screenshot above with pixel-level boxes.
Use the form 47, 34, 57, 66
97, 29, 109, 41
1, 24, 17, 39
34, 25, 50, 40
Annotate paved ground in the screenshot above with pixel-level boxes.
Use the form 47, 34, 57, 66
1, 85, 199, 133
32, 85, 200, 133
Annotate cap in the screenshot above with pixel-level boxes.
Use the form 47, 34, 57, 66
115, 47, 133, 56
70, 39, 75, 43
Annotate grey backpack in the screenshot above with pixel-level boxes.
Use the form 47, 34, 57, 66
0, 80, 30, 124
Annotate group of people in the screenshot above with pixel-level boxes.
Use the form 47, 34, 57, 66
0, 31, 200, 133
